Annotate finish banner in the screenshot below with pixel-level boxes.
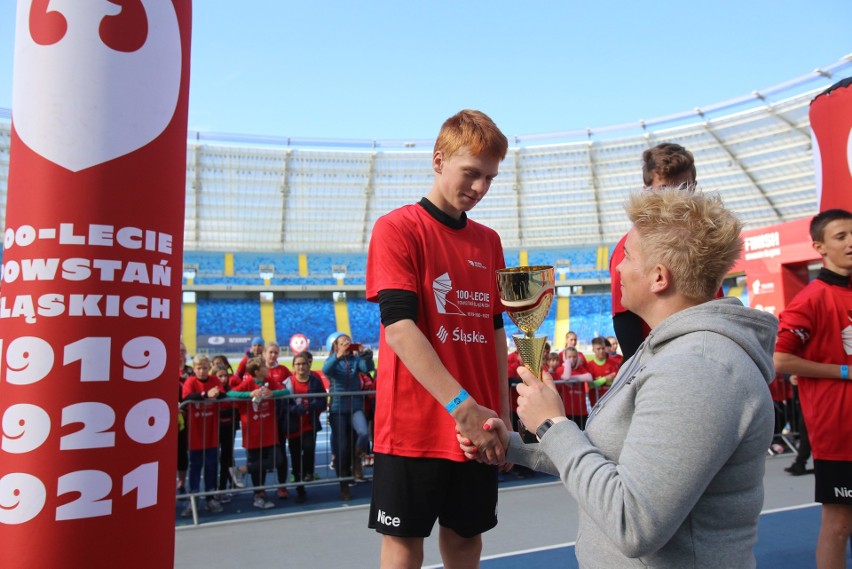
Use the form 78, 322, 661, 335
0, 2, 191, 568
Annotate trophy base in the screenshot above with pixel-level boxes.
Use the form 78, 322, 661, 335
512, 333, 548, 379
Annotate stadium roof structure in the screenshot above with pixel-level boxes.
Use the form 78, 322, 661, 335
1, 54, 851, 254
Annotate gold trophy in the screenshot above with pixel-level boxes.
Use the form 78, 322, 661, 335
496, 265, 555, 442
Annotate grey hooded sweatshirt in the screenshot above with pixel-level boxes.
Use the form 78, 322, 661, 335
507, 297, 777, 569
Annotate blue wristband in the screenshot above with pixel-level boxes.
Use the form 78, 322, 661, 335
445, 389, 470, 414
841, 365, 848, 380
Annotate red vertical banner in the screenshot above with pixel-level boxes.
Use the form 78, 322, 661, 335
810, 77, 852, 212
0, 2, 191, 568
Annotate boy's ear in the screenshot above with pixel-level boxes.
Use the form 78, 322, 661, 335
433, 150, 444, 174
812, 240, 827, 258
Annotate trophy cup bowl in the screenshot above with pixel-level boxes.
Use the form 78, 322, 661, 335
496, 265, 555, 380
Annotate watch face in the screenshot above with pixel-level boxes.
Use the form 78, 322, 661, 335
536, 419, 554, 440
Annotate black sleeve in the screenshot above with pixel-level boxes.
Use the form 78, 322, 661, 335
613, 310, 646, 361
494, 314, 504, 330
378, 289, 418, 327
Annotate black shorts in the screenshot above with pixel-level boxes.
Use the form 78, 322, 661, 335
814, 459, 852, 504
368, 453, 498, 539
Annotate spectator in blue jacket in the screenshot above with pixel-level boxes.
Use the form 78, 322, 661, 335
322, 334, 375, 500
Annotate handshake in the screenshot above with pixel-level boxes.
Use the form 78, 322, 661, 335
455, 365, 566, 466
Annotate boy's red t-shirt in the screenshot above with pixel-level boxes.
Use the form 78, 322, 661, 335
182, 375, 225, 450
585, 357, 620, 406
559, 362, 591, 417
367, 203, 505, 461
231, 376, 285, 448
775, 278, 852, 461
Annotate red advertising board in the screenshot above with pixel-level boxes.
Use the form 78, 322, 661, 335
735, 217, 819, 316
0, 2, 191, 568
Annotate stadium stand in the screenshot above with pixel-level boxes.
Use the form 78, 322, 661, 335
196, 298, 261, 337
272, 297, 337, 352
1, 56, 850, 352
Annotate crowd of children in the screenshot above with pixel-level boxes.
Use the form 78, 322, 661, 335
177, 337, 350, 516
508, 332, 625, 440
178, 329, 810, 519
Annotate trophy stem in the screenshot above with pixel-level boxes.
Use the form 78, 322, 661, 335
512, 333, 548, 380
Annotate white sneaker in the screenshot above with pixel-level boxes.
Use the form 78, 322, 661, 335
229, 466, 246, 488
219, 493, 232, 504
252, 494, 275, 510
206, 498, 223, 513
181, 501, 194, 517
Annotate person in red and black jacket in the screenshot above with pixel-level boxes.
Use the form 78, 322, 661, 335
281, 352, 327, 503
610, 143, 697, 361
774, 208, 852, 568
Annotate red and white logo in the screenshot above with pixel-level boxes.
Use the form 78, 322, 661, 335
290, 333, 310, 354
12, 0, 181, 171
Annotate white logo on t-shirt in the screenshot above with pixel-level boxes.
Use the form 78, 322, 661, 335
436, 325, 449, 343
432, 272, 467, 316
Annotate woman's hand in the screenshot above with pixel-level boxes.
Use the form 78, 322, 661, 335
457, 418, 509, 465
516, 366, 566, 435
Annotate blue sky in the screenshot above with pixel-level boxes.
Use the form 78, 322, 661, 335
0, 1, 850, 141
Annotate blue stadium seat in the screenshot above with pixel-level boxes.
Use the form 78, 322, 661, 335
273, 298, 337, 353
196, 298, 261, 336
348, 298, 380, 347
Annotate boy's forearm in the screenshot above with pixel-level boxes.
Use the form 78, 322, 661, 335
774, 351, 847, 379
385, 319, 462, 404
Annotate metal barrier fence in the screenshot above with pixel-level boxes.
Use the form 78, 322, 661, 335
177, 377, 807, 524
177, 389, 374, 524
548, 377, 807, 457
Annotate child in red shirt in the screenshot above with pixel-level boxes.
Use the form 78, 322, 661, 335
585, 336, 620, 407
181, 354, 226, 515
557, 347, 594, 429
228, 357, 290, 509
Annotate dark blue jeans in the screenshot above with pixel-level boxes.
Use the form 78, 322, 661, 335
188, 447, 219, 495
329, 410, 370, 478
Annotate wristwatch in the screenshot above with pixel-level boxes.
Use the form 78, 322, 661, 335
535, 418, 555, 440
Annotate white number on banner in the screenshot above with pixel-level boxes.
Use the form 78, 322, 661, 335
0, 473, 46, 525
60, 402, 116, 450
122, 336, 167, 382
3, 225, 36, 248
2, 399, 169, 453
5, 337, 54, 385
123, 462, 158, 509
2, 404, 51, 454
125, 398, 170, 444
63, 337, 111, 382
56, 470, 112, 521
1, 336, 167, 383
0, 464, 159, 525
